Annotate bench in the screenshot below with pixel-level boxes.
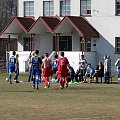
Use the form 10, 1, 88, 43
92, 76, 112, 83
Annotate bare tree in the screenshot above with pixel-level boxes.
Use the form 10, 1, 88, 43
0, 0, 17, 32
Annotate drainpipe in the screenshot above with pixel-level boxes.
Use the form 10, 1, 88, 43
55, 33, 60, 55
29, 34, 32, 52
57, 33, 60, 52
30, 34, 32, 51
32, 34, 35, 51
8, 35, 11, 52
7, 35, 11, 73
30, 34, 35, 51
81, 36, 85, 55
55, 33, 57, 52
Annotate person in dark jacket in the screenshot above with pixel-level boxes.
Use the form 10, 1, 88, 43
92, 61, 104, 83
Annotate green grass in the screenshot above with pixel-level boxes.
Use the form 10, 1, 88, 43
0, 72, 120, 120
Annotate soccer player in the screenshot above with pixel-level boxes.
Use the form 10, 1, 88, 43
14, 54, 20, 83
42, 53, 52, 88
57, 51, 69, 89
8, 51, 17, 84
31, 50, 42, 90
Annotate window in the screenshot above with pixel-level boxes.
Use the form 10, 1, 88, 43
60, 0, 70, 16
115, 37, 120, 54
80, 0, 91, 16
80, 37, 91, 51
43, 1, 54, 16
24, 1, 34, 17
116, 0, 120, 15
53, 36, 72, 51
86, 37, 91, 51
24, 37, 30, 51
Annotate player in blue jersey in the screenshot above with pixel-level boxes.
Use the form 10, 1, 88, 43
8, 51, 17, 84
31, 50, 42, 90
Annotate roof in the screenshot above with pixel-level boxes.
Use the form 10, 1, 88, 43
0, 17, 35, 37
54, 16, 99, 37
16, 17, 35, 31
28, 16, 61, 33
41, 16, 60, 31
0, 16, 99, 38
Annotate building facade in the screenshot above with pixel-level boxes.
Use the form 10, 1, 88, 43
1, 0, 120, 71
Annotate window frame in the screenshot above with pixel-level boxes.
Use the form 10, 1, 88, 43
53, 36, 72, 51
24, 1, 34, 17
43, 1, 54, 16
115, 37, 120, 54
86, 37, 91, 51
23, 37, 30, 51
80, 0, 91, 16
116, 0, 120, 15
60, 0, 71, 17
80, 37, 91, 52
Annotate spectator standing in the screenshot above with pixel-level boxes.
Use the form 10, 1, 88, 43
78, 54, 87, 82
104, 55, 110, 83
107, 55, 111, 78
57, 51, 69, 89
14, 54, 20, 83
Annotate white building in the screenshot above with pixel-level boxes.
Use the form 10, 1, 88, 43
1, 0, 120, 72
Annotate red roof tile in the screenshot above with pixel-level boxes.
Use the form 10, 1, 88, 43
0, 17, 35, 36
41, 16, 60, 31
58, 16, 99, 37
16, 17, 35, 31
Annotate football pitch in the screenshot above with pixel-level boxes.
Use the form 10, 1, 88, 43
0, 73, 120, 120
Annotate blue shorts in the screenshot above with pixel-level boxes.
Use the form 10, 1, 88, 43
118, 69, 120, 78
32, 67, 41, 76
52, 66, 58, 73
9, 66, 15, 73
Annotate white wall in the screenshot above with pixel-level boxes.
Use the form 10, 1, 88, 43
17, 36, 24, 51
17, 0, 120, 66
8, 51, 30, 73
71, 0, 80, 16
86, 0, 119, 65
72, 30, 80, 51
63, 51, 96, 72
35, 34, 53, 56
17, 34, 31, 51
18, 0, 35, 17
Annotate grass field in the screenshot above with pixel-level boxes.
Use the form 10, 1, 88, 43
0, 73, 120, 120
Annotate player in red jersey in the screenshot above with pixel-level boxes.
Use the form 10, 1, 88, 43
42, 53, 53, 88
57, 51, 69, 89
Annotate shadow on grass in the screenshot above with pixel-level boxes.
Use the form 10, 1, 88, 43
0, 90, 34, 92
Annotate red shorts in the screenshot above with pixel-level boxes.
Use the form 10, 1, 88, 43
43, 67, 53, 77
58, 71, 67, 78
